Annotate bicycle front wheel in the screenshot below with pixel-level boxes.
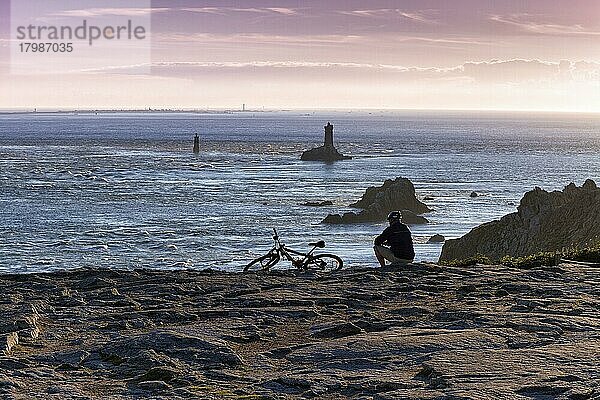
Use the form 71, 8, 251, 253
303, 254, 343, 272
244, 253, 280, 272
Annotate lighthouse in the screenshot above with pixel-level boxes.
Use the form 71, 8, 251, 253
300, 122, 351, 162
324, 122, 334, 148
193, 134, 200, 154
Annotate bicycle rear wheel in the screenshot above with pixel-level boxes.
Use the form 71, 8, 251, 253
303, 254, 343, 272
244, 253, 280, 272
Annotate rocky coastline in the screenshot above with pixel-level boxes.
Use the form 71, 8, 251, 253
440, 180, 600, 262
1, 262, 599, 399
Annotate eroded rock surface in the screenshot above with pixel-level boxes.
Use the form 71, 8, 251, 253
1, 263, 598, 399
440, 180, 600, 262
323, 177, 431, 224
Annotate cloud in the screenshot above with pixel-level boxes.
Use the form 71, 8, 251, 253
570, 61, 600, 81
393, 36, 494, 46
154, 32, 492, 49
340, 9, 438, 24
51, 8, 169, 17
461, 59, 559, 83
154, 32, 364, 47
490, 14, 600, 36
178, 7, 223, 15
60, 58, 600, 86
151, 60, 456, 72
461, 59, 600, 84
151, 59, 600, 84
180, 7, 299, 16
72, 60, 460, 80
263, 8, 299, 16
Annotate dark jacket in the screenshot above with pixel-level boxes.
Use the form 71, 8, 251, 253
374, 221, 415, 260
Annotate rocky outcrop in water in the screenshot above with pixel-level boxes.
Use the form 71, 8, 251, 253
301, 122, 351, 162
323, 177, 431, 224
427, 234, 446, 243
0, 262, 598, 399
440, 179, 600, 262
301, 146, 350, 162
398, 209, 429, 225
301, 200, 333, 207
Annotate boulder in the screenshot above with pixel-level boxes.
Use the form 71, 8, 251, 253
322, 178, 431, 224
400, 210, 429, 225
427, 234, 446, 243
470, 191, 479, 198
439, 180, 600, 262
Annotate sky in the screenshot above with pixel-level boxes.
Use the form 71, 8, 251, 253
0, 0, 599, 111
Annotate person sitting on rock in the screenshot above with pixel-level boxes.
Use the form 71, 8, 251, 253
374, 211, 415, 267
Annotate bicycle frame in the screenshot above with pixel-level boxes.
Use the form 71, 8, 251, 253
271, 228, 320, 267
245, 228, 343, 272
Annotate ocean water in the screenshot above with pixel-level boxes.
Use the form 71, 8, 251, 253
1, 110, 600, 273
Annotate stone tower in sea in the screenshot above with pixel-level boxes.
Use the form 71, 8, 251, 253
324, 122, 334, 148
193, 134, 200, 154
300, 122, 351, 162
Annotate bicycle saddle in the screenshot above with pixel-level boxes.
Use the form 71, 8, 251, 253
309, 240, 326, 248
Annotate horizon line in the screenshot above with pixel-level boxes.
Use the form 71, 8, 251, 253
1, 107, 599, 115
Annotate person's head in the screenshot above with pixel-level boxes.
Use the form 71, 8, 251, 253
387, 211, 401, 225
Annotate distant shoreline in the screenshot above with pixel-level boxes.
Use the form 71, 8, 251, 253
0, 109, 272, 116
1, 108, 599, 116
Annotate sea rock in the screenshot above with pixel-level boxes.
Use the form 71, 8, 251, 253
400, 210, 429, 225
302, 200, 333, 207
427, 234, 446, 243
470, 191, 479, 198
440, 180, 600, 262
301, 146, 351, 162
322, 178, 431, 224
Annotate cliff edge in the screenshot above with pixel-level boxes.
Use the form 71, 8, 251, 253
440, 179, 600, 262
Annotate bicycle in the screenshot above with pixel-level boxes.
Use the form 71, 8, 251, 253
244, 228, 344, 273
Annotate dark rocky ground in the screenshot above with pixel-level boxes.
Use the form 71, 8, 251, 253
1, 262, 599, 399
